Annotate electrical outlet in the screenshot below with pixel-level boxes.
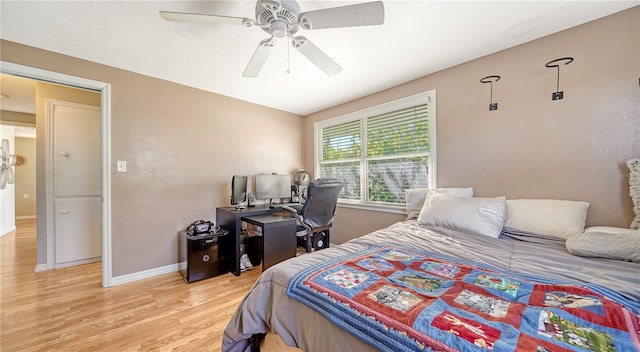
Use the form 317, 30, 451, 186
23, 194, 29, 199
117, 160, 127, 173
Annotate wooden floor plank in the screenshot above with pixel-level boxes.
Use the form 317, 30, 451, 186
1, 219, 263, 351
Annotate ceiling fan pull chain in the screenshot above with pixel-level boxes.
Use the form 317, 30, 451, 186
287, 39, 291, 74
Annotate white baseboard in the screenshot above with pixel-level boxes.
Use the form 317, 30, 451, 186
111, 262, 184, 286
1, 226, 16, 238
34, 258, 101, 272
55, 257, 100, 269
15, 215, 37, 220
34, 261, 187, 285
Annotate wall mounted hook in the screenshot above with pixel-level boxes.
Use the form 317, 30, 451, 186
480, 75, 501, 111
545, 57, 573, 100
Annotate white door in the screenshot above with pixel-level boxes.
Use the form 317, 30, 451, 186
51, 102, 101, 267
55, 197, 101, 264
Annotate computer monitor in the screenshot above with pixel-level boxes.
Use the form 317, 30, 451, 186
255, 174, 291, 206
231, 175, 248, 209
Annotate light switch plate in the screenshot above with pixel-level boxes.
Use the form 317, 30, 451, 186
117, 160, 127, 173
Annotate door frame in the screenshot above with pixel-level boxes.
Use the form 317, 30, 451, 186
1, 61, 113, 287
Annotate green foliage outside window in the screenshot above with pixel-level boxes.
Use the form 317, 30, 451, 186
318, 101, 431, 205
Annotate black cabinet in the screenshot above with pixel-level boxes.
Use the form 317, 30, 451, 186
178, 229, 229, 283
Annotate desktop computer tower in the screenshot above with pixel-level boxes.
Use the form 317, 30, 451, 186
178, 229, 229, 283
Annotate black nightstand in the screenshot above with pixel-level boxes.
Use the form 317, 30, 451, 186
178, 229, 229, 283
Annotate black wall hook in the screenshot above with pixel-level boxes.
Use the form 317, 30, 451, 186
545, 57, 573, 100
480, 75, 501, 111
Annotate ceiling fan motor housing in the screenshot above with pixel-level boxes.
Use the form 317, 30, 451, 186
256, 0, 300, 37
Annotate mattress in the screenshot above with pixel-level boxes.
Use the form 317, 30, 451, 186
222, 220, 640, 352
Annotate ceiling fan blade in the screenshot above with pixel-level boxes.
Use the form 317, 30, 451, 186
1, 139, 9, 158
0, 138, 14, 189
292, 36, 342, 77
243, 39, 275, 78
159, 11, 249, 26
0, 170, 7, 189
298, 1, 384, 30
6, 164, 15, 184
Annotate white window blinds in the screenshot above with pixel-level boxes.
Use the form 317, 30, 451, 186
316, 92, 434, 206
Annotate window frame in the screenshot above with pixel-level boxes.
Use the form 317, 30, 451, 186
314, 90, 437, 213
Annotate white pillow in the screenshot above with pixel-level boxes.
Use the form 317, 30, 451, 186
417, 194, 506, 238
504, 199, 589, 240
405, 187, 473, 220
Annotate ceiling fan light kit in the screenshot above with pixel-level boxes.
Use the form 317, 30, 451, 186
160, 0, 384, 77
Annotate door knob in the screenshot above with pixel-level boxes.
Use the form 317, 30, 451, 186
59, 210, 70, 215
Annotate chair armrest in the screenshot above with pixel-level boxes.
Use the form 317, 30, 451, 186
281, 205, 299, 216
282, 206, 311, 233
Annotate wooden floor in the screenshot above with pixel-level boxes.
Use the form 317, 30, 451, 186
0, 219, 268, 351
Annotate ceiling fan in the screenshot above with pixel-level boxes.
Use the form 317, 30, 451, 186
1, 139, 16, 190
160, 0, 384, 77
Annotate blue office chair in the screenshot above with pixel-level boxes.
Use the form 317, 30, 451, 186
283, 178, 343, 252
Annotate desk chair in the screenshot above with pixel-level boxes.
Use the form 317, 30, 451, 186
283, 178, 343, 252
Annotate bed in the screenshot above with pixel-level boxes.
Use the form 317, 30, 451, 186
222, 193, 640, 352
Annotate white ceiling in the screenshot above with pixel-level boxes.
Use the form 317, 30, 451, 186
1, 1, 637, 116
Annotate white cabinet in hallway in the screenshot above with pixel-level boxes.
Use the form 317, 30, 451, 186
50, 101, 101, 267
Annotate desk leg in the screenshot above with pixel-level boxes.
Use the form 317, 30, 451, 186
216, 209, 241, 276
262, 222, 297, 271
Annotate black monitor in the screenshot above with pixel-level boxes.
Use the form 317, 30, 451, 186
231, 175, 248, 209
255, 174, 291, 206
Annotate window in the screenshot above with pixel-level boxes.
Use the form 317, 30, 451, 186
315, 91, 435, 210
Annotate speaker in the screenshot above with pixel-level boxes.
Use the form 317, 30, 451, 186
247, 192, 256, 207
312, 231, 329, 250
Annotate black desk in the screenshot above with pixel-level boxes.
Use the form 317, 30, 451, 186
216, 205, 297, 276
241, 215, 296, 271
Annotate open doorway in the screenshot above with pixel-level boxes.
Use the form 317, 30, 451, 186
1, 74, 36, 238
1, 75, 37, 223
0, 62, 113, 287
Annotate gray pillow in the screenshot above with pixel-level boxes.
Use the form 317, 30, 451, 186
566, 229, 640, 263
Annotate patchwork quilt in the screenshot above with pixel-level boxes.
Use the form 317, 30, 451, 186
286, 243, 640, 351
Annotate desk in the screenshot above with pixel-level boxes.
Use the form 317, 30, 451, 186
241, 215, 296, 271
216, 205, 296, 276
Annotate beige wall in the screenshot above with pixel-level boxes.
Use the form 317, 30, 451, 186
2, 7, 638, 275
0, 110, 36, 125
14, 137, 36, 217
2, 40, 303, 276
305, 7, 640, 244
